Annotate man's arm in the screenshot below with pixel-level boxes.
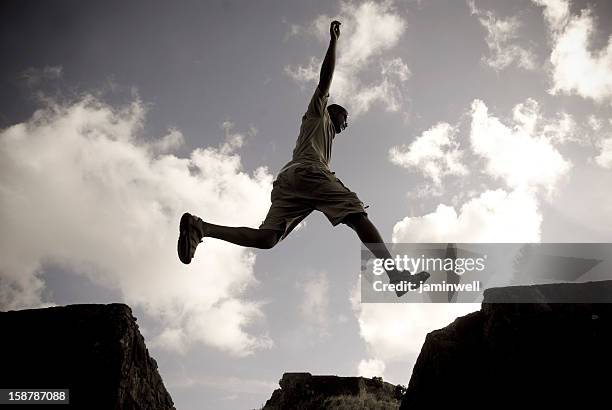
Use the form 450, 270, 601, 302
318, 21, 341, 96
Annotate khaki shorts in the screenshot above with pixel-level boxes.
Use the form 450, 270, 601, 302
259, 164, 368, 241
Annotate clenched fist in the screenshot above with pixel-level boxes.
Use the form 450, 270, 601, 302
330, 20, 341, 41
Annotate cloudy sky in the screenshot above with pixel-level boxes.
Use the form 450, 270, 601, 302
1, 0, 611, 408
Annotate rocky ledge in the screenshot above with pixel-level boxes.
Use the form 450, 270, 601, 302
263, 372, 404, 409
0, 303, 174, 409
401, 280, 612, 409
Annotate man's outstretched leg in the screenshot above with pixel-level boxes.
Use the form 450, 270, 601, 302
343, 213, 430, 297
178, 213, 281, 264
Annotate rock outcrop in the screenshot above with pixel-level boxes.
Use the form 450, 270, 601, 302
263, 372, 403, 409
0, 303, 174, 409
401, 280, 612, 409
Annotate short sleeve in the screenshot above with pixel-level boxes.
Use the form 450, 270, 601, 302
304, 86, 329, 119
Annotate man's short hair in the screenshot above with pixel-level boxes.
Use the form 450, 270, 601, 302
327, 104, 348, 117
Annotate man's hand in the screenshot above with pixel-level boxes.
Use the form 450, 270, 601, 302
330, 20, 341, 42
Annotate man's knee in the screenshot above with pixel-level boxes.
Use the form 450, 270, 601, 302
259, 229, 281, 249
342, 212, 368, 230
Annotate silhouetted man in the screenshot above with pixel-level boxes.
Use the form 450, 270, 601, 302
178, 21, 429, 296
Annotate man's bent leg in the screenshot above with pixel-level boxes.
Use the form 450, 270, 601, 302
179, 211, 284, 264
204, 223, 281, 249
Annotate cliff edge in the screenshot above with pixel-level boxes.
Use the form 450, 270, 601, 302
0, 303, 174, 409
401, 280, 612, 409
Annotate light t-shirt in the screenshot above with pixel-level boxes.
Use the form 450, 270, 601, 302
280, 86, 336, 174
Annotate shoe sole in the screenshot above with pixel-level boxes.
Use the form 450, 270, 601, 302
178, 213, 193, 264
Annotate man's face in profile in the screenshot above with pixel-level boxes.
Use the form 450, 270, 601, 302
330, 109, 348, 133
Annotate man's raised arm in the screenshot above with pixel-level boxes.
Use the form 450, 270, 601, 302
318, 20, 341, 96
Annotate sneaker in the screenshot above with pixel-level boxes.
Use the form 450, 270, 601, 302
177, 213, 205, 264
389, 270, 431, 298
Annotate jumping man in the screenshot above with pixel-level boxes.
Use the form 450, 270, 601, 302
178, 21, 429, 297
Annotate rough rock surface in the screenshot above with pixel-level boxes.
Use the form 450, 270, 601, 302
401, 281, 612, 409
0, 303, 174, 409
263, 372, 403, 409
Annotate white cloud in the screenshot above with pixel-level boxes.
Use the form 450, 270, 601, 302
470, 99, 571, 194
350, 72, 407, 114
389, 98, 573, 244
298, 271, 330, 337
587, 115, 612, 169
356, 303, 479, 364
382, 57, 411, 82
407, 183, 445, 199
469, 1, 536, 71
357, 358, 386, 378
284, 57, 320, 84
595, 137, 612, 169
352, 272, 478, 372
389, 122, 468, 186
0, 95, 275, 357
533, 0, 612, 103
390, 99, 573, 199
511, 98, 578, 144
150, 327, 188, 354
151, 128, 185, 153
285, 0, 409, 115
512, 98, 540, 135
533, 0, 570, 31
334, 2, 406, 67
541, 112, 577, 144
393, 188, 542, 243
587, 115, 603, 132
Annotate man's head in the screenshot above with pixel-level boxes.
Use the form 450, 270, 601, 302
328, 104, 349, 133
